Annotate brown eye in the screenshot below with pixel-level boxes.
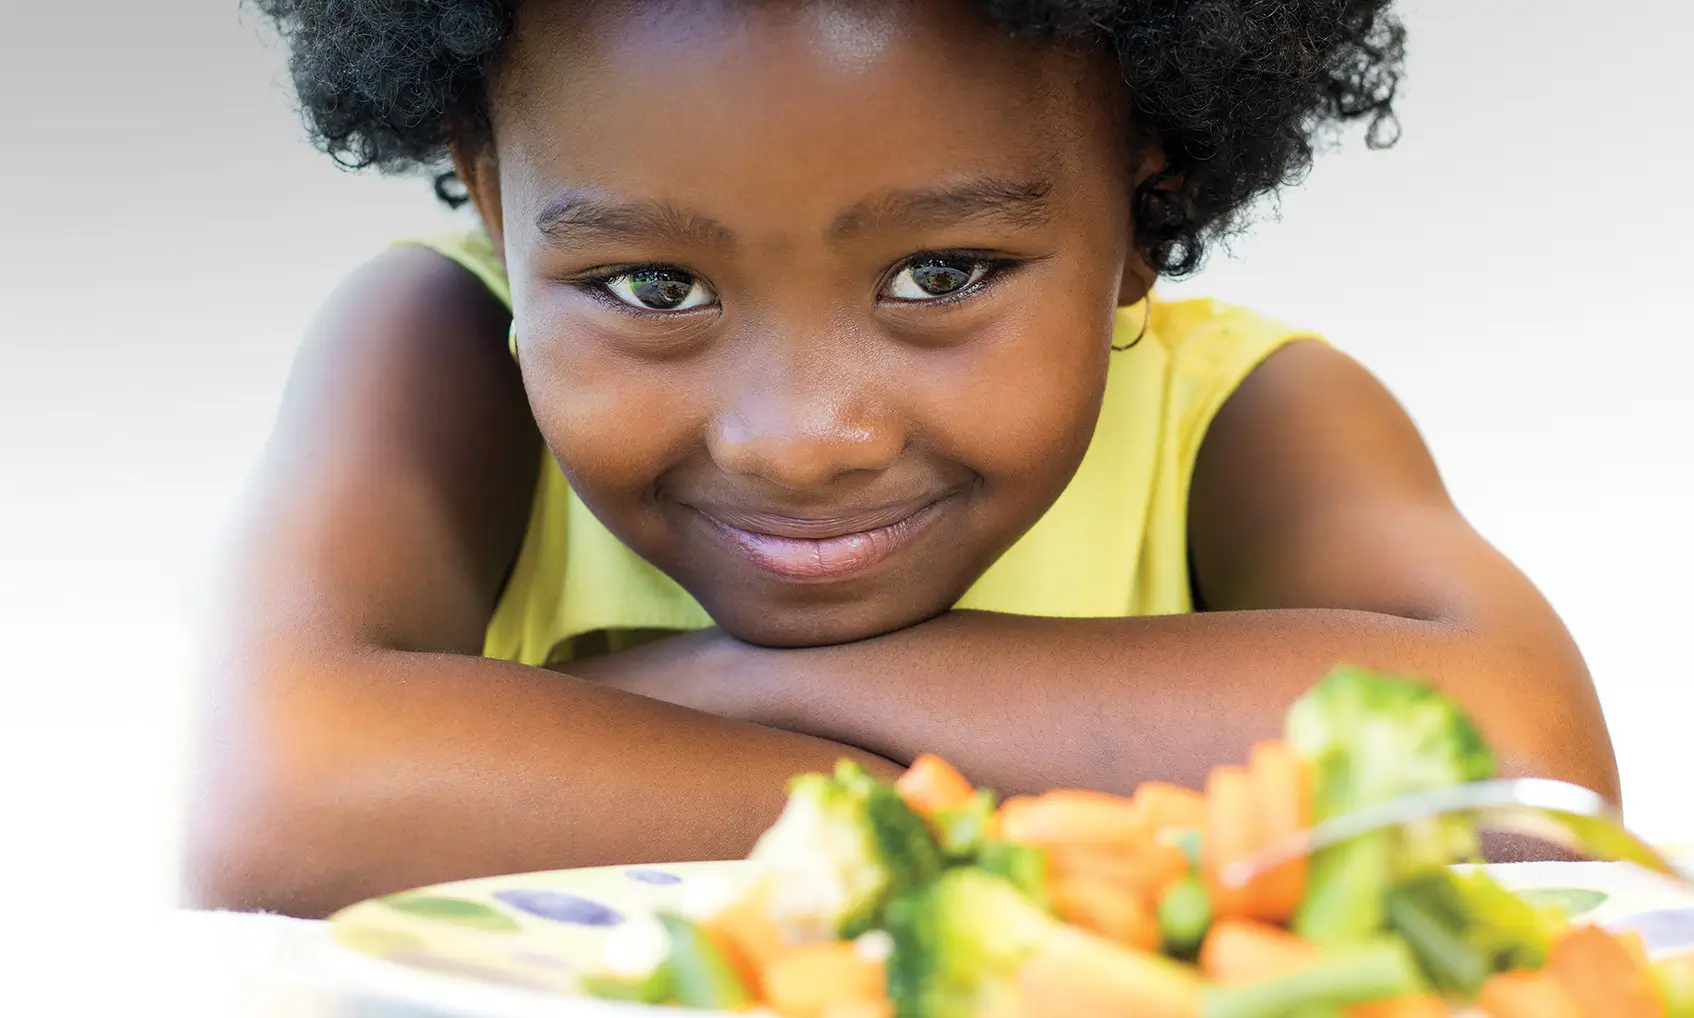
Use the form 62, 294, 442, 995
604, 267, 717, 311
886, 256, 992, 301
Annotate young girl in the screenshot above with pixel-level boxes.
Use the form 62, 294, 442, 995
189, 0, 1618, 918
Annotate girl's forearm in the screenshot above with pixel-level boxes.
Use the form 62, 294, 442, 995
732, 608, 1616, 802
184, 647, 899, 918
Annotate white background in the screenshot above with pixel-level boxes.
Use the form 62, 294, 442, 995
1, 0, 1689, 915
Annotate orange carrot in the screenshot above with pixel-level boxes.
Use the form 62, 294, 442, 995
1198, 918, 1322, 985
1547, 924, 1666, 1018
1016, 938, 1202, 1018
1246, 741, 1311, 923
701, 880, 787, 997
1000, 790, 1148, 849
1047, 840, 1191, 902
1347, 995, 1451, 1018
1049, 874, 1161, 951
1476, 970, 1587, 1018
762, 942, 886, 1018
1616, 929, 1652, 969
1131, 781, 1207, 834
1134, 840, 1196, 901
1203, 765, 1259, 919
895, 754, 975, 817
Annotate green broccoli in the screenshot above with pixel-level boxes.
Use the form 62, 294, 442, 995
1383, 869, 1567, 994
917, 786, 1050, 912
1285, 666, 1498, 944
930, 788, 999, 860
884, 867, 1201, 1018
1200, 936, 1429, 1018
749, 760, 943, 939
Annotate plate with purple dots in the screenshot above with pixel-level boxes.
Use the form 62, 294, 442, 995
327, 858, 1694, 1014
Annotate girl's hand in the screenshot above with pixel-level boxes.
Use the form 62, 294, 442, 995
561, 629, 766, 720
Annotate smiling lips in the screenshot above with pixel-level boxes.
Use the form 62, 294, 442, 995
692, 497, 949, 581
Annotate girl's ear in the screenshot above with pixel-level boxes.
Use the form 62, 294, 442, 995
1117, 141, 1168, 307
1118, 250, 1157, 308
451, 143, 507, 267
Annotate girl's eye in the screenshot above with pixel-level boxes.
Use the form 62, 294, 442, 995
602, 268, 717, 311
885, 256, 994, 301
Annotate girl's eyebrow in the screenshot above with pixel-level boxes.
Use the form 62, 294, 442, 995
535, 190, 736, 249
829, 177, 1055, 239
532, 175, 1054, 250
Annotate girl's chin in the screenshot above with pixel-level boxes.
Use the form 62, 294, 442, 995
705, 595, 952, 650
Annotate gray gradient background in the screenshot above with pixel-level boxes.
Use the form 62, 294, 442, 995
0, 1, 1690, 920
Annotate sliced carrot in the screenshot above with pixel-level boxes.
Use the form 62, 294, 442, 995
701, 879, 787, 997
762, 942, 886, 1018
1198, 917, 1322, 986
1547, 924, 1667, 1018
1000, 790, 1149, 850
1347, 995, 1451, 1018
1616, 929, 1653, 969
1049, 874, 1161, 951
1476, 970, 1587, 1018
1135, 840, 1195, 901
1202, 765, 1259, 919
1047, 840, 1191, 902
1016, 935, 1202, 1018
1131, 781, 1207, 834
1245, 740, 1311, 923
894, 754, 975, 817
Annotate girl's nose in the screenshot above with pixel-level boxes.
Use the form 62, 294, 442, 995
706, 348, 904, 490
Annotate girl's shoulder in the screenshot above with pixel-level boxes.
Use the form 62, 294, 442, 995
1119, 294, 1326, 449
398, 230, 511, 310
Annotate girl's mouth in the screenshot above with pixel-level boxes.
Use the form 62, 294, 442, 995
690, 497, 950, 582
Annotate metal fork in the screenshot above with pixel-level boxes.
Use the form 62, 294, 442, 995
1222, 778, 1693, 889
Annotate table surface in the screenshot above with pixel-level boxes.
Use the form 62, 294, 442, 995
22, 862, 1694, 1018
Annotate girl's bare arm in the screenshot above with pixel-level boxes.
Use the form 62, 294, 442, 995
586, 342, 1619, 805
183, 247, 897, 918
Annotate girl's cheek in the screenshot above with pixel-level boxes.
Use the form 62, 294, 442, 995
522, 335, 707, 496
911, 302, 1110, 485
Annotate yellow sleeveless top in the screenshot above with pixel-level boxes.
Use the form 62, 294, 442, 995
406, 232, 1318, 667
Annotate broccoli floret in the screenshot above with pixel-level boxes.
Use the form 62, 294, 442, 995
973, 840, 1050, 913
1285, 666, 1498, 944
1383, 869, 1568, 994
930, 789, 1000, 860
750, 760, 943, 940
885, 868, 1200, 1018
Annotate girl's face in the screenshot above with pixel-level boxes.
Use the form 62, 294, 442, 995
477, 0, 1142, 647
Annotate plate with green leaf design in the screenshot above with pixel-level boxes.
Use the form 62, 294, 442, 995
329, 860, 757, 1014
328, 859, 1694, 1015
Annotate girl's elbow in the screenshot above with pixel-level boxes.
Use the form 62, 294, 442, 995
180, 779, 361, 919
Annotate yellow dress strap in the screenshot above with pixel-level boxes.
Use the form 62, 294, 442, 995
954, 298, 1318, 620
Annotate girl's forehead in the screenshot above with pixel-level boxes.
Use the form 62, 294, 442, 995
494, 0, 1125, 216
504, 0, 1100, 102
528, 0, 915, 69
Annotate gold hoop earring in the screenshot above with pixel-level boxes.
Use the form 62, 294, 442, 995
1111, 301, 1152, 352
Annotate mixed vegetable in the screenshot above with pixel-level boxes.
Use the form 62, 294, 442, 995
581, 666, 1693, 1017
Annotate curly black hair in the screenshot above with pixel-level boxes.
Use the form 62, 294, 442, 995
253, 0, 1404, 275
